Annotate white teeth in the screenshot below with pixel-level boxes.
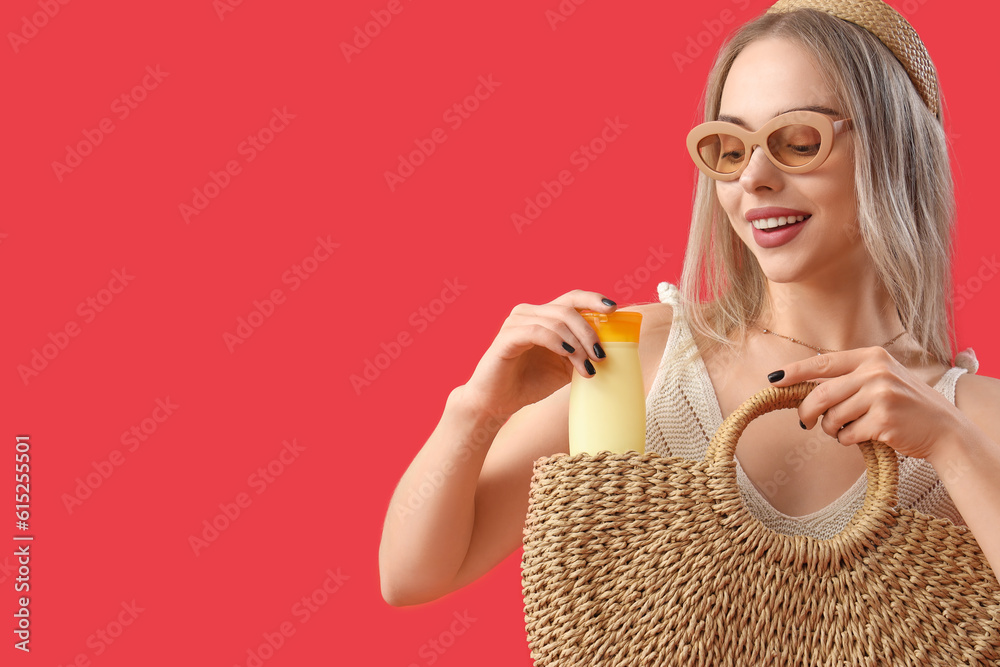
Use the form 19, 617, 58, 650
752, 215, 807, 230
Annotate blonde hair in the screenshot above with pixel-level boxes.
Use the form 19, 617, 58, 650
673, 8, 956, 369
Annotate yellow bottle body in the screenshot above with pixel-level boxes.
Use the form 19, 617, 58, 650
568, 340, 646, 455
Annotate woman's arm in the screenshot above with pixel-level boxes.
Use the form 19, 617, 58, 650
378, 383, 570, 607
926, 374, 1000, 576
379, 290, 618, 606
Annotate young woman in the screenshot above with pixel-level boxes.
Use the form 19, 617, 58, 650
379, 0, 1000, 607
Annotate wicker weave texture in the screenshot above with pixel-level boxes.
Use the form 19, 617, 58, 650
521, 383, 1000, 665
767, 0, 941, 118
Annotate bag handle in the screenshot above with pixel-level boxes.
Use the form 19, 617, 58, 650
705, 381, 900, 550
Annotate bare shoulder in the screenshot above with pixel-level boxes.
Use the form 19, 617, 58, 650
616, 301, 673, 394
954, 373, 1000, 444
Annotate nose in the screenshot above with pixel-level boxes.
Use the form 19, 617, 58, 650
738, 143, 783, 192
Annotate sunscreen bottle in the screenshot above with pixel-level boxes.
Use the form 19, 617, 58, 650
568, 311, 645, 455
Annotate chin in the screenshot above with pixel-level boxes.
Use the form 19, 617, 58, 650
755, 265, 803, 285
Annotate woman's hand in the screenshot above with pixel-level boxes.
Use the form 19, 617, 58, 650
460, 290, 616, 419
765, 346, 968, 460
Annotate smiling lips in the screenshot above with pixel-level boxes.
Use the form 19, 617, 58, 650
745, 207, 812, 231
751, 214, 810, 230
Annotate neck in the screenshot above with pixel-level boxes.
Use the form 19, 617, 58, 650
757, 270, 905, 353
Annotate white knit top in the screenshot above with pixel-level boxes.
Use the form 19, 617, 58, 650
645, 282, 978, 539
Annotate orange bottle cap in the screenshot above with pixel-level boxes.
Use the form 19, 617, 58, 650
580, 311, 642, 342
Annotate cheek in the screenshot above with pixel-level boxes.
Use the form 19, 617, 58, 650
826, 171, 858, 221
823, 150, 857, 213
715, 182, 739, 222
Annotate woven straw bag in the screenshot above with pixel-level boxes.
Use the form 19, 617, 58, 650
521, 381, 1000, 665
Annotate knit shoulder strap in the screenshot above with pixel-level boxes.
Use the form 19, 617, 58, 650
657, 281, 681, 308
932, 348, 977, 406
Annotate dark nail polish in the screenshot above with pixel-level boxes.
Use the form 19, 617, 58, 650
584, 359, 596, 376
767, 370, 784, 383
602, 298, 616, 307
562, 341, 575, 354
799, 420, 806, 430
594, 343, 606, 359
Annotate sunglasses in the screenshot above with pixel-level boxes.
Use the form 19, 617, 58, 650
686, 110, 853, 181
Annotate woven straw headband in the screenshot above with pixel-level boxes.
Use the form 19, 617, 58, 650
766, 0, 941, 119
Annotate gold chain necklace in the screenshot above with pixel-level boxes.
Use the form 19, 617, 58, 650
761, 328, 907, 355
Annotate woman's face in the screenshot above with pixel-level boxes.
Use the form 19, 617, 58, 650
715, 37, 863, 287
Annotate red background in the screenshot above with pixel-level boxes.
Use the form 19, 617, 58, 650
1, 0, 996, 664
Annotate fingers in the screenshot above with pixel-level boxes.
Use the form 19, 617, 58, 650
536, 304, 609, 358
799, 385, 867, 443
519, 320, 596, 378
550, 289, 618, 314
549, 289, 617, 365
766, 351, 844, 387
505, 291, 617, 378
767, 347, 896, 386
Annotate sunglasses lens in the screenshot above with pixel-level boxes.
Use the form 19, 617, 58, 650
696, 133, 746, 175
767, 124, 823, 167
